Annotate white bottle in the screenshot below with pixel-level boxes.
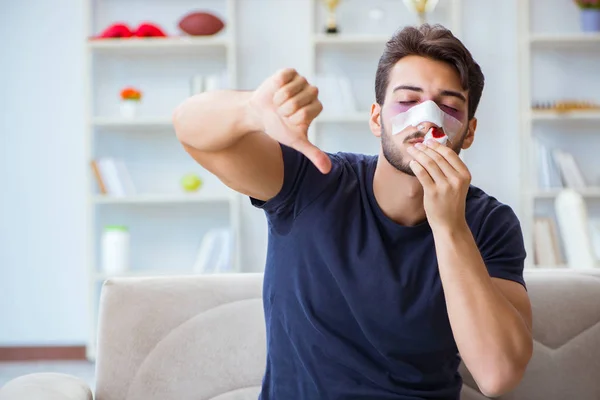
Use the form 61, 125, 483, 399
102, 225, 130, 275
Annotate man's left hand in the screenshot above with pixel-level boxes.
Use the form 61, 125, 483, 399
407, 139, 471, 231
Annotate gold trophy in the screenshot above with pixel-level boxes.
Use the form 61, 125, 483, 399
403, 0, 439, 25
323, 0, 341, 34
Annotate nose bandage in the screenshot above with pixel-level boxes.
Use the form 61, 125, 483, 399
391, 100, 463, 144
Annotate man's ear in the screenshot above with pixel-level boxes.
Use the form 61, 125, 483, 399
370, 103, 382, 137
461, 118, 477, 150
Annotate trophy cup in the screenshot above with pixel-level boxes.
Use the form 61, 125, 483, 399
323, 0, 341, 34
403, 0, 439, 25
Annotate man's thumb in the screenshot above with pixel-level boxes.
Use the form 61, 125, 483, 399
291, 138, 332, 174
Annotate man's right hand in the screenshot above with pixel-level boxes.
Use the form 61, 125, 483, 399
249, 68, 332, 174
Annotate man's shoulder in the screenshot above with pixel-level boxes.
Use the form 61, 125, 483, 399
327, 151, 377, 172
466, 185, 521, 229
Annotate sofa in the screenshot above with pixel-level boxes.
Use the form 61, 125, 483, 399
1, 270, 599, 400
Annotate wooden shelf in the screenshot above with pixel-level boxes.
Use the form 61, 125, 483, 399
530, 33, 600, 46
316, 113, 370, 123
93, 117, 173, 130
93, 193, 232, 205
533, 187, 600, 199
88, 36, 231, 54
312, 34, 390, 46
531, 110, 600, 121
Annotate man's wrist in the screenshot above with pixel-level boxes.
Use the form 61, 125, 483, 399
243, 91, 267, 134
431, 219, 471, 241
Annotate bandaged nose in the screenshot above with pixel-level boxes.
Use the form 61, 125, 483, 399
391, 100, 463, 140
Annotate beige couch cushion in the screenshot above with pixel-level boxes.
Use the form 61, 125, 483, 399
460, 270, 600, 399
95, 273, 264, 400
0, 373, 92, 400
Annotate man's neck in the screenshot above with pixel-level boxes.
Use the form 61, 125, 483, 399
373, 152, 427, 227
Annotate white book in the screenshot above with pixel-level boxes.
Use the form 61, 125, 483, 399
192, 229, 232, 274
534, 218, 559, 266
536, 141, 551, 189
561, 153, 586, 189
115, 160, 136, 195
552, 150, 583, 189
537, 143, 562, 189
98, 158, 125, 197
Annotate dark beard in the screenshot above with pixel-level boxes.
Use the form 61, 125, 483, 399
381, 118, 467, 175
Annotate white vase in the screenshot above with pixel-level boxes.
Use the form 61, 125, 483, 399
120, 100, 138, 118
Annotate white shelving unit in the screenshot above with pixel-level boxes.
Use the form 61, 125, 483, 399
83, 0, 240, 359
518, 0, 600, 270
307, 0, 462, 154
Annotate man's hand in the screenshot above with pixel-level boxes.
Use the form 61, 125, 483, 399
407, 139, 471, 231
249, 68, 331, 174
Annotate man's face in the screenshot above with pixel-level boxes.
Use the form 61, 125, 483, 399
371, 55, 474, 175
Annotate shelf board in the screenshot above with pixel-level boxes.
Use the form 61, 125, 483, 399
93, 117, 173, 130
93, 193, 232, 205
94, 270, 197, 281
533, 187, 600, 199
527, 267, 600, 272
530, 33, 600, 46
312, 34, 390, 45
88, 36, 230, 54
531, 110, 600, 121
316, 113, 370, 123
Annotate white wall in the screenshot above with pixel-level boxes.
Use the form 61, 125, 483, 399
0, 0, 88, 344
0, 0, 524, 345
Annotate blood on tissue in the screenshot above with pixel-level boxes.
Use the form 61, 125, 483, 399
424, 127, 448, 145
431, 127, 445, 138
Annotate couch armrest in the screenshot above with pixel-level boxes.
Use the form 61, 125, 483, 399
0, 373, 92, 400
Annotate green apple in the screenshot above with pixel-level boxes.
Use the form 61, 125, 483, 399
181, 173, 203, 192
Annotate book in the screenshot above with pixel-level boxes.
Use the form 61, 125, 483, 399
533, 217, 562, 266
90, 160, 107, 194
192, 229, 233, 274
536, 142, 563, 189
94, 158, 136, 197
552, 149, 586, 189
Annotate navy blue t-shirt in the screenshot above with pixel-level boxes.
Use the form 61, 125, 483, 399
251, 144, 526, 400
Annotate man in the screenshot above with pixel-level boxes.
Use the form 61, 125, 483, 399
173, 24, 533, 400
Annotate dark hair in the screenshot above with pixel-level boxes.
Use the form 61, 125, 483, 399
375, 24, 484, 120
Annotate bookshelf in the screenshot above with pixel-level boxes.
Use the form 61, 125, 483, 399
518, 0, 600, 270
307, 0, 462, 155
83, 0, 241, 359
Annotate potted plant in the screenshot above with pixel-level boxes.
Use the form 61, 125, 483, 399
575, 0, 600, 32
120, 87, 142, 118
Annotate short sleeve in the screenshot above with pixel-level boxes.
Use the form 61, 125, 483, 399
249, 143, 336, 224
249, 143, 309, 214
477, 204, 527, 289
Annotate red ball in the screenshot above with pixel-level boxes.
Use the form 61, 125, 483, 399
178, 12, 225, 36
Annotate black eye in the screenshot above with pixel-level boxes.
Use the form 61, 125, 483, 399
399, 101, 417, 105
442, 104, 458, 112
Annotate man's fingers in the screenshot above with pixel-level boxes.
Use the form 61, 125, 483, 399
416, 143, 458, 179
273, 75, 308, 107
407, 145, 446, 183
409, 160, 434, 188
273, 68, 299, 88
279, 86, 319, 117
290, 138, 332, 174
427, 140, 470, 177
287, 101, 323, 126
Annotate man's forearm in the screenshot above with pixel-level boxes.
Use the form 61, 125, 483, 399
432, 222, 532, 396
173, 90, 262, 152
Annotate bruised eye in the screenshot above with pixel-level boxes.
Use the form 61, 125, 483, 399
398, 101, 417, 106
441, 104, 458, 112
